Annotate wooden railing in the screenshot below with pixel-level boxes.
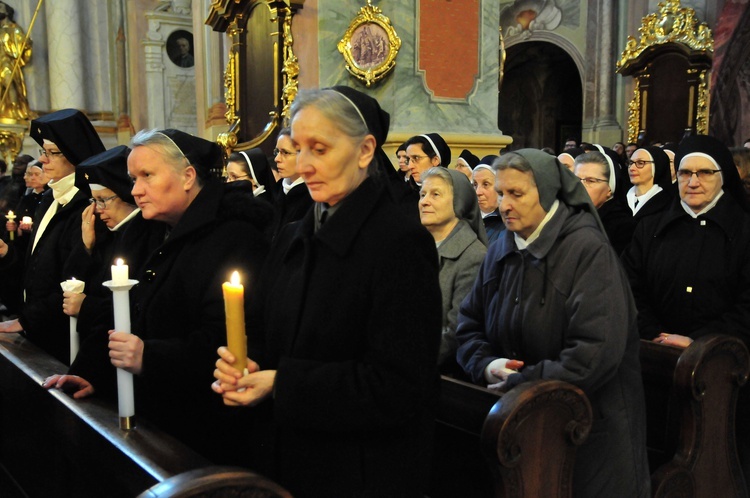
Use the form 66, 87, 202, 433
0, 332, 289, 498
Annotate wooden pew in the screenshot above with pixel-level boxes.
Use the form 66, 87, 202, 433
431, 376, 592, 498
0, 332, 290, 498
640, 334, 750, 498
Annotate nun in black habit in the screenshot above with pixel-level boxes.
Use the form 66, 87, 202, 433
0, 109, 105, 365
213, 86, 442, 497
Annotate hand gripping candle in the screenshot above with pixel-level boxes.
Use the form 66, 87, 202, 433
223, 271, 247, 372
60, 277, 85, 362
103, 258, 137, 430
5, 210, 15, 241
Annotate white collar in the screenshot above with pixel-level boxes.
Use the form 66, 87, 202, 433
626, 184, 663, 214
680, 190, 724, 218
48, 173, 78, 206
110, 207, 140, 232
514, 200, 559, 250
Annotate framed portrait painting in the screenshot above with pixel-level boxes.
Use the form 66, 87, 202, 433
337, 3, 401, 87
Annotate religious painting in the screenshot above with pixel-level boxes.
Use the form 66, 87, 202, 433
500, 0, 580, 41
337, 3, 401, 87
166, 30, 195, 68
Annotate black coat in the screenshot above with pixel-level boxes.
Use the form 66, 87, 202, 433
0, 188, 91, 364
72, 181, 272, 464
599, 197, 636, 255
622, 194, 750, 342
270, 180, 312, 238
250, 177, 442, 497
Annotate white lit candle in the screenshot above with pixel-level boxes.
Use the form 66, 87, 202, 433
111, 258, 128, 285
60, 277, 85, 363
5, 210, 15, 241
22, 216, 32, 225
104, 258, 136, 430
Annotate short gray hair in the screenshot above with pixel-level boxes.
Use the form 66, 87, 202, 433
131, 128, 191, 176
493, 152, 534, 183
574, 151, 610, 180
290, 89, 369, 143
421, 166, 453, 191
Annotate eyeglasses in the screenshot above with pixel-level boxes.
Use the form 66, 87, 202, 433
676, 169, 721, 181
405, 155, 427, 165
273, 148, 296, 157
39, 149, 64, 159
628, 159, 654, 169
225, 173, 250, 182
579, 177, 609, 187
89, 194, 118, 209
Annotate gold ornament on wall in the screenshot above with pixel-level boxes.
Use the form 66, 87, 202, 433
616, 0, 713, 72
337, 0, 401, 87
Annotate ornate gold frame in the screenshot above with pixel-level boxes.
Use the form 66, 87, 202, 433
617, 0, 713, 143
337, 1, 401, 87
208, 1, 302, 156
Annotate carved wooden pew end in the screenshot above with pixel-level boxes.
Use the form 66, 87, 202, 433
642, 334, 750, 498
432, 376, 591, 498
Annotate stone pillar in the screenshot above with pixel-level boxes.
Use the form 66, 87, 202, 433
589, 0, 622, 144
595, 0, 618, 128
45, 0, 86, 110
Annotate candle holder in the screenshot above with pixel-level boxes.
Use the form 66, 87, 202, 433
5, 211, 15, 241
103, 278, 139, 430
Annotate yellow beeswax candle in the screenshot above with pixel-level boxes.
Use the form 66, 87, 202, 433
222, 271, 247, 372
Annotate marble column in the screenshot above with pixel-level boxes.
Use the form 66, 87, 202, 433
594, 0, 619, 129
45, 0, 85, 110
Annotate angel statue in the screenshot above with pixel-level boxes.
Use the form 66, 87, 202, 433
0, 1, 31, 122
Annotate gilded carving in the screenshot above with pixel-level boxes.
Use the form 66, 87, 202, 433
275, 6, 299, 125
616, 0, 713, 72
337, 1, 401, 87
696, 70, 709, 135
627, 79, 641, 144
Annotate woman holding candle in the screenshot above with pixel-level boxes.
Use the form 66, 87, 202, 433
213, 87, 442, 497
46, 128, 273, 466
57, 146, 140, 341
0, 109, 105, 365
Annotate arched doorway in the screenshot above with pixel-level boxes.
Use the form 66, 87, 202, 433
498, 41, 582, 152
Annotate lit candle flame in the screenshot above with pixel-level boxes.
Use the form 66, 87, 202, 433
230, 270, 240, 286
116, 258, 124, 267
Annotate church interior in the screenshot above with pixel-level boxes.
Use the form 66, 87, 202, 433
1, 0, 750, 496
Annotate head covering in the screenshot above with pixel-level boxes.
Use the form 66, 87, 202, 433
237, 147, 275, 196
328, 85, 399, 184
30, 109, 105, 166
599, 147, 621, 195
473, 154, 499, 176
443, 168, 488, 245
633, 146, 672, 189
420, 133, 451, 166
396, 142, 407, 154
457, 149, 480, 170
157, 129, 223, 181
76, 145, 134, 205
675, 134, 748, 212
513, 148, 605, 234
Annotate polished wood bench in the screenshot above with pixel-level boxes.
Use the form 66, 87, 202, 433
430, 375, 592, 498
640, 334, 750, 498
0, 333, 289, 498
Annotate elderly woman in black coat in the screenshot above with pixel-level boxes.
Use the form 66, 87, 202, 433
44, 129, 273, 465
213, 87, 442, 497
622, 134, 750, 480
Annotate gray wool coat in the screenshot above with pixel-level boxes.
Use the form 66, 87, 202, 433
437, 219, 486, 366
